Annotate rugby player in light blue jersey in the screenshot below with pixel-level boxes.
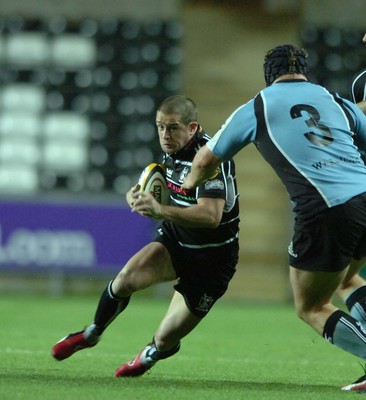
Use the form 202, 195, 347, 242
183, 44, 366, 393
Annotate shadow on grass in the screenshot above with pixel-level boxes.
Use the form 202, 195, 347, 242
0, 370, 337, 393
121, 377, 336, 394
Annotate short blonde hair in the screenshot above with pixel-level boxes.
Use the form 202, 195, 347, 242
157, 95, 197, 125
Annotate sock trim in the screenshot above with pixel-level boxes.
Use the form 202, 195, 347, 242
323, 309, 345, 341
148, 338, 181, 360
323, 309, 366, 346
107, 280, 130, 302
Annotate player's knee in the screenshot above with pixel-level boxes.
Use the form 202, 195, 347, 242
295, 300, 328, 330
294, 303, 305, 320
112, 270, 139, 297
294, 302, 314, 324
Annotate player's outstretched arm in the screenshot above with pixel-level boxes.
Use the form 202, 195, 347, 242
182, 144, 222, 190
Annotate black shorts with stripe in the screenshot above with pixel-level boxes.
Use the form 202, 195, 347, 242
153, 222, 238, 318
289, 193, 366, 272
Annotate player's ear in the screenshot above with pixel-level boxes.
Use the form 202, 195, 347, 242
189, 121, 198, 134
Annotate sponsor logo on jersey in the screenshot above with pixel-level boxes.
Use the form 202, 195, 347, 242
179, 167, 190, 183
167, 181, 188, 195
312, 156, 361, 170
167, 181, 196, 202
204, 179, 224, 191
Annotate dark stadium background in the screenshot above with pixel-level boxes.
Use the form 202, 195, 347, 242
0, 0, 364, 302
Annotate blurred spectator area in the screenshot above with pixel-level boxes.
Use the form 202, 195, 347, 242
300, 26, 366, 98
0, 16, 183, 195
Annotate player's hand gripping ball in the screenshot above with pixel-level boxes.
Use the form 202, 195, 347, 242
138, 163, 170, 205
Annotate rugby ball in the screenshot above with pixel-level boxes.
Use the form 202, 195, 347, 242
138, 163, 170, 205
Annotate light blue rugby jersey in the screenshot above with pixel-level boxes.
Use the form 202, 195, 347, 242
207, 80, 366, 218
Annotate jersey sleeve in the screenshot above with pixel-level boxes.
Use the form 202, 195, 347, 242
207, 98, 257, 160
197, 162, 227, 200
343, 98, 366, 152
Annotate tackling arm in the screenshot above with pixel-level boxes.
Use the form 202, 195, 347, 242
182, 144, 223, 190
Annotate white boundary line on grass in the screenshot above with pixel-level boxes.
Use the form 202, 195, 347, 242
1, 347, 351, 367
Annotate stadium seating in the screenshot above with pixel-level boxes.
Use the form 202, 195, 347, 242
0, 16, 183, 195
300, 26, 365, 98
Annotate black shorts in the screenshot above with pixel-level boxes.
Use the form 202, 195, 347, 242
153, 224, 238, 318
289, 193, 366, 272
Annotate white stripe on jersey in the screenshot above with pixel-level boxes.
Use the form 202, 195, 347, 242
178, 233, 239, 249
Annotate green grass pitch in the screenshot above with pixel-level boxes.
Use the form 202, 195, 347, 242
0, 292, 363, 399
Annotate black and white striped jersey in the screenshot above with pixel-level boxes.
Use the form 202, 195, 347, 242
161, 127, 240, 249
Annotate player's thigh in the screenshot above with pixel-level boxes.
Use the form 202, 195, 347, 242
114, 242, 177, 290
289, 265, 348, 312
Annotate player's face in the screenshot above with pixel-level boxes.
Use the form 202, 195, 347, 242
156, 111, 197, 154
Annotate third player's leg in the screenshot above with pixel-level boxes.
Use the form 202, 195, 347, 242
337, 257, 366, 301
289, 265, 348, 334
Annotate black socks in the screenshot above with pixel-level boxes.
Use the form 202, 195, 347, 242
146, 338, 181, 361
91, 280, 131, 336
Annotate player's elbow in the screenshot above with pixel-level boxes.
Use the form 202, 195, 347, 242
205, 213, 222, 229
197, 200, 224, 228
209, 221, 220, 229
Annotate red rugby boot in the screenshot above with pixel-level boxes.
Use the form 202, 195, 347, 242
341, 374, 366, 393
51, 330, 98, 361
115, 344, 155, 377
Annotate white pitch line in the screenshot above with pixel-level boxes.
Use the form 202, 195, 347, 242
0, 347, 352, 368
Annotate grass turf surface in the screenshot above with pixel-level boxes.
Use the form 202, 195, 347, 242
0, 293, 364, 399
